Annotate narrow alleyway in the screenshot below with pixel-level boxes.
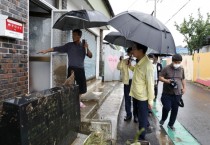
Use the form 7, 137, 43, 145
116, 81, 210, 145
177, 82, 210, 145
116, 87, 173, 145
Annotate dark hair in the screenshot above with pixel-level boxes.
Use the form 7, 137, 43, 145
153, 54, 158, 58
134, 42, 148, 54
126, 47, 132, 53
73, 29, 82, 37
172, 54, 182, 61
148, 53, 154, 59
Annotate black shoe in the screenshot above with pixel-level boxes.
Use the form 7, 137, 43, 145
148, 110, 153, 114
167, 125, 175, 131
159, 120, 164, 125
124, 116, 132, 121
134, 116, 138, 123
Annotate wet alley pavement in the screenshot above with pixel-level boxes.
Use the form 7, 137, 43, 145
77, 80, 209, 145
117, 81, 210, 145
177, 82, 210, 145
116, 96, 173, 145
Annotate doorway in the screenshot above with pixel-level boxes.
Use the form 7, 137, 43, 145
29, 0, 54, 92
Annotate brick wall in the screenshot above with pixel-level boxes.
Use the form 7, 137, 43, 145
0, 0, 28, 109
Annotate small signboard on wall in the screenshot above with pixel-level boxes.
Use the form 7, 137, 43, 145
0, 14, 24, 40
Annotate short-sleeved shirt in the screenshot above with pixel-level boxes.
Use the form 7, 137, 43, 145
159, 63, 185, 95
53, 42, 86, 68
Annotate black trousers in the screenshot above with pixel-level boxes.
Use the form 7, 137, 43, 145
133, 98, 149, 140
124, 80, 138, 117
161, 94, 181, 126
154, 80, 159, 99
67, 66, 87, 94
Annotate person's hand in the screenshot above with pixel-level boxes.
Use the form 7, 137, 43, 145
148, 104, 153, 110
37, 50, 48, 54
127, 59, 131, 66
166, 79, 171, 84
83, 41, 88, 49
181, 88, 186, 94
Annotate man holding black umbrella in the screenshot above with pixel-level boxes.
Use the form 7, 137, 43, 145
129, 42, 154, 140
39, 29, 92, 108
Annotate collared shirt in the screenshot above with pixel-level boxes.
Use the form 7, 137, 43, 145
153, 63, 158, 81
129, 56, 155, 106
117, 58, 135, 85
53, 42, 86, 68
159, 63, 185, 95
129, 60, 135, 79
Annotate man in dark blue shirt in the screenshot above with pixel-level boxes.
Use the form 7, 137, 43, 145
39, 29, 92, 108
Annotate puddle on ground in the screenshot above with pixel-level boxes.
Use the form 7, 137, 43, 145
92, 92, 102, 95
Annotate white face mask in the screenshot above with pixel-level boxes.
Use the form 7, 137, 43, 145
173, 64, 181, 69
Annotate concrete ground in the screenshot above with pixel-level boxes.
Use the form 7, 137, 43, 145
116, 98, 173, 145
74, 80, 208, 145
177, 82, 210, 145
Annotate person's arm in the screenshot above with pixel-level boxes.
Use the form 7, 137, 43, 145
38, 43, 68, 54
159, 68, 171, 84
181, 68, 186, 94
86, 48, 92, 58
182, 79, 186, 94
117, 59, 124, 70
159, 76, 171, 84
84, 42, 92, 58
147, 66, 155, 108
38, 48, 54, 54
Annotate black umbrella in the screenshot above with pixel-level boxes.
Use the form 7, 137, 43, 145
104, 31, 133, 47
53, 10, 109, 30
147, 48, 173, 57
108, 11, 176, 54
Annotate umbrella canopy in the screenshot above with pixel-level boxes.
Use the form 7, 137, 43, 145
108, 11, 176, 54
147, 48, 173, 57
104, 32, 133, 47
53, 10, 109, 30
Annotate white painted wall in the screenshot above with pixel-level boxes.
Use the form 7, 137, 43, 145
103, 44, 123, 81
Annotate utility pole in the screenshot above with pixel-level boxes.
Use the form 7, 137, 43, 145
154, 0, 157, 17
147, 0, 163, 18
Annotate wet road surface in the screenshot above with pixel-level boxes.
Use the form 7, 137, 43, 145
116, 98, 173, 145
116, 81, 210, 145
177, 82, 210, 145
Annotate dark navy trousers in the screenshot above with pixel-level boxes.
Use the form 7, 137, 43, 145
124, 80, 138, 117
133, 98, 149, 140
161, 94, 181, 126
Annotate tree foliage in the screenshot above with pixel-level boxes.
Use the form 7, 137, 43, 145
175, 9, 210, 54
